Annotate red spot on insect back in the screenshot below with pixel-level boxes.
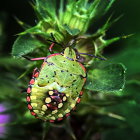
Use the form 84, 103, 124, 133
34, 72, 39, 78
31, 112, 36, 116
77, 98, 81, 104
50, 96, 62, 103
47, 104, 58, 110
28, 104, 33, 110
57, 118, 63, 121
65, 113, 70, 117
50, 120, 55, 123
30, 79, 35, 85
79, 91, 83, 96
27, 87, 31, 93
26, 96, 31, 102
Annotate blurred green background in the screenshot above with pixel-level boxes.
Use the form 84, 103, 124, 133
0, 0, 140, 140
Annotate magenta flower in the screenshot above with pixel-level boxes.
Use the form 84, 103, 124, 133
0, 104, 11, 138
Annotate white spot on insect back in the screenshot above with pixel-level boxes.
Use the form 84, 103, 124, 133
40, 111, 45, 115
49, 91, 53, 95
66, 94, 69, 97
71, 104, 75, 108
52, 110, 58, 114
34, 110, 39, 113
42, 105, 48, 111
65, 109, 70, 113
50, 116, 55, 120
31, 103, 37, 108
63, 96, 67, 101
58, 114, 63, 118
45, 97, 51, 103
75, 97, 79, 101
58, 103, 63, 108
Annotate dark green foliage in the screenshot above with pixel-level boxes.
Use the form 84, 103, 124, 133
0, 0, 140, 139
36, 0, 56, 20
85, 63, 126, 92
12, 34, 45, 58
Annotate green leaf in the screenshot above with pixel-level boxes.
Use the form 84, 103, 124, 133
0, 74, 20, 99
0, 57, 25, 67
103, 0, 116, 13
88, 0, 101, 19
90, 15, 123, 39
63, 24, 80, 36
35, 0, 56, 20
18, 23, 50, 39
12, 34, 44, 58
97, 0, 116, 17
84, 63, 126, 92
14, 17, 31, 29
112, 35, 140, 76
22, 111, 38, 124
88, 0, 116, 19
59, 0, 64, 22
18, 25, 41, 35
124, 83, 140, 104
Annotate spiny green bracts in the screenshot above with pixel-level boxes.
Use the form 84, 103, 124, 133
12, 0, 119, 60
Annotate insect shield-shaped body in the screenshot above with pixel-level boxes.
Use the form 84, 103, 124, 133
27, 47, 86, 122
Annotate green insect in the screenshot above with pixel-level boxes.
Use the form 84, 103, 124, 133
26, 43, 87, 122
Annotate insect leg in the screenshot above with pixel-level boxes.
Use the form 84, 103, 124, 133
22, 56, 46, 61
49, 43, 55, 52
30, 57, 47, 61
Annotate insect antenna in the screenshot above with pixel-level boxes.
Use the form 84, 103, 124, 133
79, 53, 106, 60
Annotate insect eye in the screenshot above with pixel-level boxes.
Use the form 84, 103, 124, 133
77, 55, 80, 59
